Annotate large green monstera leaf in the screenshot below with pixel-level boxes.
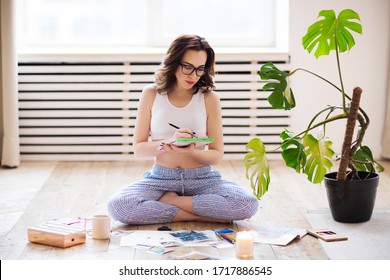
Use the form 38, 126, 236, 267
352, 145, 384, 173
259, 62, 295, 110
280, 132, 334, 183
280, 130, 306, 173
302, 9, 362, 58
244, 138, 270, 199
303, 134, 334, 184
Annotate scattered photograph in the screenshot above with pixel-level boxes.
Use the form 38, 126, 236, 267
170, 230, 211, 243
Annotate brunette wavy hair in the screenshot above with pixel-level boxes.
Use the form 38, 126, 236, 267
155, 34, 215, 94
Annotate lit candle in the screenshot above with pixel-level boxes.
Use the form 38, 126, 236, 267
235, 231, 254, 259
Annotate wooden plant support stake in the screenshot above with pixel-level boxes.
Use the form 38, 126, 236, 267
337, 87, 363, 181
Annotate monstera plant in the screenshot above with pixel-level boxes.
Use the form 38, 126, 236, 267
244, 9, 383, 222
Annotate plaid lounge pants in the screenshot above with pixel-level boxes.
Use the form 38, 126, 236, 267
107, 164, 258, 224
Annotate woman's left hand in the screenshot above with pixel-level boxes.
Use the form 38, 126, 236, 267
159, 142, 196, 153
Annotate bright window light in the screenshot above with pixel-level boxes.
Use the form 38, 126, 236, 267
17, 0, 289, 51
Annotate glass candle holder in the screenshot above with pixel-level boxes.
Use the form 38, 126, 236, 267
235, 231, 254, 259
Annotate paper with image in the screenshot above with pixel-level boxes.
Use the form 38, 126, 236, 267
169, 230, 217, 244
120, 230, 218, 248
120, 230, 177, 247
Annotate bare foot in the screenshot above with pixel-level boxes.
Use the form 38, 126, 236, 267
158, 191, 179, 205
158, 192, 232, 224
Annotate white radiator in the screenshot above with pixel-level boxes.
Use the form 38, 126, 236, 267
18, 53, 290, 161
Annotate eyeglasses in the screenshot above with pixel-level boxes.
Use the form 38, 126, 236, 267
179, 63, 207, 77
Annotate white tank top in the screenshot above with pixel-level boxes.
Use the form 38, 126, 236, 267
150, 92, 207, 140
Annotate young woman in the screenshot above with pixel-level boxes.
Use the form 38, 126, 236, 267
107, 35, 258, 224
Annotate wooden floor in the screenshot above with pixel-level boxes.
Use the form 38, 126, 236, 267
1, 159, 389, 260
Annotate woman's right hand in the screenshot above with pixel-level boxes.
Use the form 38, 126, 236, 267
164, 128, 196, 145
158, 142, 196, 153
158, 127, 196, 152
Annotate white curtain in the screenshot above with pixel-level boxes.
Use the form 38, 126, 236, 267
381, 57, 390, 159
0, 0, 20, 167
381, 3, 390, 159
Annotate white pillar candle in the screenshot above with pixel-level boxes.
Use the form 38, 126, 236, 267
236, 231, 254, 259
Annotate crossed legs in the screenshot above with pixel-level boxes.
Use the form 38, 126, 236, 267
158, 191, 230, 223
107, 165, 259, 225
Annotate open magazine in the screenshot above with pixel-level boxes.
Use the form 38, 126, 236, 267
253, 226, 307, 246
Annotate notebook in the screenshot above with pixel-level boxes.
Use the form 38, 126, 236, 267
170, 137, 214, 147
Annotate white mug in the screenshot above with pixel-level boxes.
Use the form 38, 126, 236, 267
92, 214, 111, 239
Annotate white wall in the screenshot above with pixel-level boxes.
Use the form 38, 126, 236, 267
289, 0, 390, 159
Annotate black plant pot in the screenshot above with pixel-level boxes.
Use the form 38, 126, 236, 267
324, 171, 379, 223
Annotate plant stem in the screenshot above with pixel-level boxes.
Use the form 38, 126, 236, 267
334, 42, 347, 114
291, 68, 342, 92
265, 113, 348, 153
289, 67, 370, 130
298, 114, 347, 138
305, 106, 339, 138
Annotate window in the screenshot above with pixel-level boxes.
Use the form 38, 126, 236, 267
17, 0, 289, 52
18, 0, 148, 48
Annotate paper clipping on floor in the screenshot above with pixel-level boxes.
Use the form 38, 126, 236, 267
120, 230, 218, 247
